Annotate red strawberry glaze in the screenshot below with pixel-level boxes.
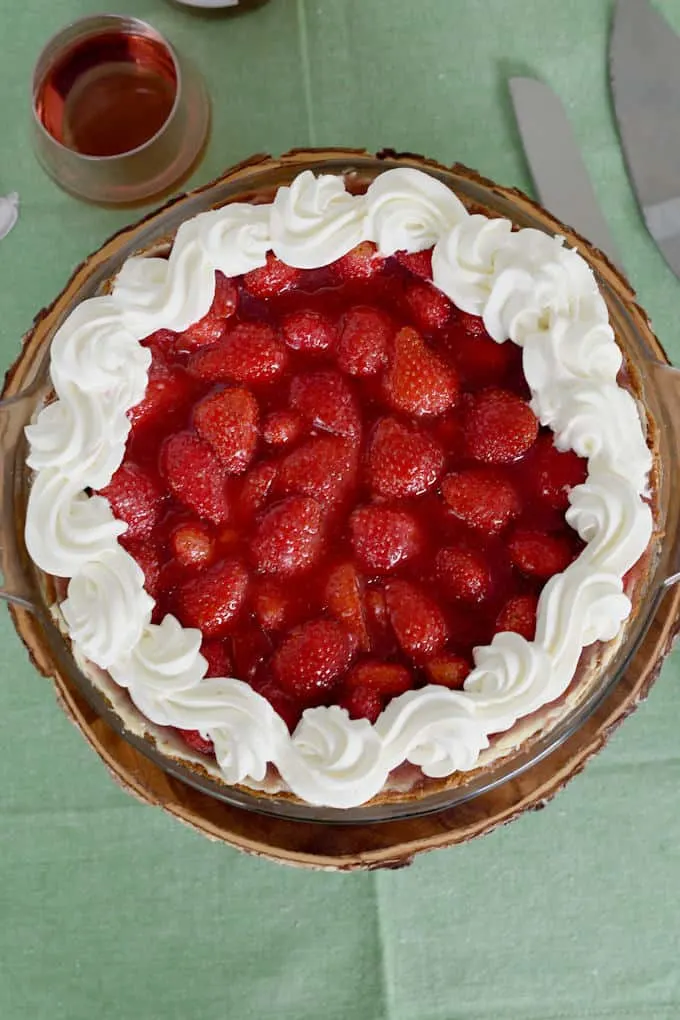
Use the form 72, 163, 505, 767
104, 259, 587, 759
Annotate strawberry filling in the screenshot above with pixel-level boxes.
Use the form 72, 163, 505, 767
102, 249, 587, 754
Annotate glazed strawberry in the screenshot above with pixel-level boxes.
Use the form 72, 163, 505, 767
251, 578, 306, 632
281, 308, 338, 353
465, 388, 538, 463
336, 306, 393, 376
177, 272, 238, 349
441, 468, 520, 536
249, 677, 302, 732
453, 330, 515, 387
237, 462, 278, 521
177, 729, 214, 756
251, 496, 324, 577
404, 280, 452, 332
394, 248, 434, 280
99, 462, 164, 541
178, 310, 232, 354
457, 311, 487, 336
175, 559, 248, 637
366, 417, 444, 499
170, 520, 216, 568
161, 432, 230, 524
333, 241, 384, 281
124, 540, 162, 599
436, 547, 491, 603
363, 587, 395, 654
251, 583, 288, 632
382, 326, 459, 417
141, 328, 178, 357
338, 685, 383, 723
532, 434, 588, 510
200, 637, 233, 677
424, 653, 471, 689
272, 619, 354, 700
231, 625, 273, 679
431, 413, 465, 459
194, 387, 259, 474
187, 322, 288, 387
243, 253, 301, 297
127, 359, 195, 432
495, 594, 539, 640
508, 530, 574, 579
385, 580, 448, 662
349, 505, 422, 573
277, 435, 357, 507
364, 588, 388, 626
212, 272, 239, 316
344, 659, 412, 696
289, 370, 361, 439
262, 410, 303, 448
324, 562, 369, 651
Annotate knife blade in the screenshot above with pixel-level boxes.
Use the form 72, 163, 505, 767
509, 76, 623, 268
610, 0, 680, 278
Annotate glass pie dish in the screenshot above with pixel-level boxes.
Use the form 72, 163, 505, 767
2, 149, 680, 866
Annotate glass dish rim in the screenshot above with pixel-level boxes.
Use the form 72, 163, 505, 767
3, 148, 679, 826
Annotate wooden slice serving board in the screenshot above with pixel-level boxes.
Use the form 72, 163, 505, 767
4, 149, 678, 869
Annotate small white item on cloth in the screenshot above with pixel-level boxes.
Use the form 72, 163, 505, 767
0, 193, 19, 240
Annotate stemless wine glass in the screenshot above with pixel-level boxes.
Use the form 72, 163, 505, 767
31, 15, 211, 205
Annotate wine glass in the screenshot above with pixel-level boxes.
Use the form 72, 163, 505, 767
31, 14, 211, 206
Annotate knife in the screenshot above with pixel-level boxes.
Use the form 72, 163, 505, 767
509, 76, 623, 268
610, 0, 680, 279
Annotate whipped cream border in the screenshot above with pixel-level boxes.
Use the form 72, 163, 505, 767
24, 168, 653, 809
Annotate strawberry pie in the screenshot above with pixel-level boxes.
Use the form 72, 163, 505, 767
24, 167, 654, 809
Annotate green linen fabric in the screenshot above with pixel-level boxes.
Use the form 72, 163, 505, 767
2, 1, 680, 1017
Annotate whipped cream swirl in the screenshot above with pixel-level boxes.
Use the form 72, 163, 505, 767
25, 386, 130, 489
113, 217, 218, 334
270, 171, 366, 268
194, 203, 271, 276
48, 297, 151, 402
431, 213, 513, 314
61, 547, 153, 669
279, 707, 385, 808
25, 472, 126, 578
566, 470, 653, 575
109, 615, 207, 701
377, 688, 490, 776
465, 633, 554, 732
365, 167, 467, 255
24, 167, 654, 809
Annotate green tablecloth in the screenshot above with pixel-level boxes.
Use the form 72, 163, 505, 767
2, 1, 680, 1017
